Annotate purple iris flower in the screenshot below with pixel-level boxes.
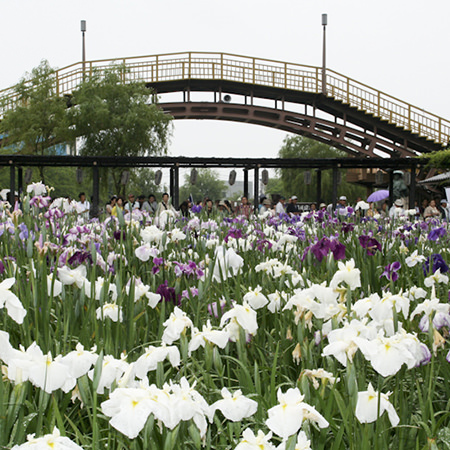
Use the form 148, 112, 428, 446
224, 227, 244, 243
153, 257, 164, 266
428, 227, 447, 241
113, 230, 126, 241
310, 238, 330, 262
310, 236, 345, 262
359, 235, 382, 256
329, 239, 346, 260
156, 281, 181, 306
253, 238, 272, 252
423, 254, 449, 275
68, 250, 93, 267
18, 223, 29, 241
380, 261, 401, 282
191, 204, 202, 213
341, 222, 355, 234
181, 287, 199, 300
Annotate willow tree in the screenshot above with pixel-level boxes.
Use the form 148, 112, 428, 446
69, 65, 172, 196
0, 60, 72, 182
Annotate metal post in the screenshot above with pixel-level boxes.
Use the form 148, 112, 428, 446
18, 167, 23, 198
316, 169, 322, 206
332, 165, 338, 210
169, 167, 175, 199
409, 163, 416, 210
321, 14, 327, 95
92, 163, 99, 218
9, 164, 15, 209
243, 169, 249, 199
81, 20, 86, 79
253, 166, 259, 211
388, 170, 394, 207
173, 165, 179, 209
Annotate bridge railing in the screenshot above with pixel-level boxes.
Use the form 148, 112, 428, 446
1, 51, 449, 146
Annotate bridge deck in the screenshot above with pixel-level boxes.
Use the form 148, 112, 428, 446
0, 51, 448, 148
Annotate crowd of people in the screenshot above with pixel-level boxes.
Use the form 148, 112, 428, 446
97, 191, 450, 222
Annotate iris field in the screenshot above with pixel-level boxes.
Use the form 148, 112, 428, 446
1, 183, 450, 450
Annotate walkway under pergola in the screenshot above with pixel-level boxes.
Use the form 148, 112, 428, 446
0, 154, 424, 215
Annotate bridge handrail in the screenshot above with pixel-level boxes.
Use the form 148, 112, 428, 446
1, 51, 449, 146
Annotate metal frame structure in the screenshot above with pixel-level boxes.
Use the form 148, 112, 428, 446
2, 154, 421, 216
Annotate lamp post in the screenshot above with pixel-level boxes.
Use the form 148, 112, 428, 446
81, 20, 86, 78
321, 13, 327, 95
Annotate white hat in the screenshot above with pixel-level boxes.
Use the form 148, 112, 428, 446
339, 196, 347, 201
441, 199, 448, 204
394, 199, 403, 207
291, 195, 298, 200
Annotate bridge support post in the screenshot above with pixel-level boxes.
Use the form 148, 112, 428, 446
332, 165, 338, 210
243, 169, 249, 199
253, 166, 259, 211
316, 169, 322, 206
409, 163, 416, 210
92, 163, 99, 218
173, 165, 179, 209
9, 163, 15, 209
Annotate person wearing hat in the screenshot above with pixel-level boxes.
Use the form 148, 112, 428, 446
335, 195, 349, 217
389, 198, 405, 219
286, 195, 300, 216
259, 198, 272, 215
423, 199, 441, 221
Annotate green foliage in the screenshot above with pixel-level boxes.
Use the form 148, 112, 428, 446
69, 64, 172, 196
420, 148, 450, 170
0, 60, 73, 182
126, 167, 166, 198
278, 136, 366, 203
179, 168, 227, 203
0, 166, 90, 200
0, 60, 72, 157
264, 177, 284, 197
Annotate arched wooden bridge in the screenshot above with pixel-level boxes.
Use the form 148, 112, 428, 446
1, 51, 449, 157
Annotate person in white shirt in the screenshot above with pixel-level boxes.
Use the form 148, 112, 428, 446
124, 193, 140, 212
275, 196, 286, 215
76, 192, 90, 219
389, 199, 405, 219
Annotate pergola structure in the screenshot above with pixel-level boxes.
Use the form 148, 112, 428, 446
1, 154, 422, 216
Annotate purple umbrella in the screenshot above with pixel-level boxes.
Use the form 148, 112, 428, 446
367, 190, 389, 203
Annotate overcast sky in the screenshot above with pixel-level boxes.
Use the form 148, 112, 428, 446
1, 0, 449, 183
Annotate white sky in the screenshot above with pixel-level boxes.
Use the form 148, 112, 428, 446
1, 0, 449, 183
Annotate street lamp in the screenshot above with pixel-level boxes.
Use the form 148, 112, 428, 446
81, 20, 86, 77
321, 13, 327, 95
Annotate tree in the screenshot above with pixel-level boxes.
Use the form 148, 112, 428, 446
126, 168, 166, 198
69, 65, 172, 196
277, 136, 366, 203
420, 148, 450, 170
179, 169, 227, 204
0, 60, 72, 181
